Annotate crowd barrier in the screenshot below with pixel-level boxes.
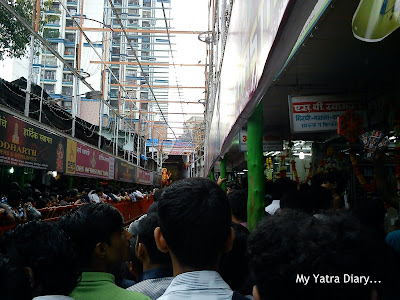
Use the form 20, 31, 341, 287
0, 195, 153, 234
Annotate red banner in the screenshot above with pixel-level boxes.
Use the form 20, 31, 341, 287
66, 139, 115, 180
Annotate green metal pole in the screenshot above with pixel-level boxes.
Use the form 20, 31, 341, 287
220, 157, 227, 192
247, 103, 265, 231
209, 168, 214, 180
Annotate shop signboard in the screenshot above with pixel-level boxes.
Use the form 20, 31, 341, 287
206, 0, 291, 173
115, 159, 136, 183
239, 130, 283, 152
0, 110, 66, 171
66, 139, 114, 180
137, 167, 151, 185
288, 95, 362, 133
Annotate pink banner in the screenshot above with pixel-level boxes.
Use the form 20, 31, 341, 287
73, 142, 114, 179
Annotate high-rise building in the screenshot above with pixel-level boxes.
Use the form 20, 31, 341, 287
103, 0, 171, 140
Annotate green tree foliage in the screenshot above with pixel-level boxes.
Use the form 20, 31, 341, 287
0, 0, 33, 59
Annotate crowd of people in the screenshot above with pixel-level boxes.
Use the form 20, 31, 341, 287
0, 182, 154, 226
0, 173, 400, 299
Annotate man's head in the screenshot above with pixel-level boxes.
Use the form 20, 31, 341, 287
155, 178, 234, 271
0, 221, 80, 297
135, 213, 171, 269
58, 203, 131, 271
227, 189, 247, 223
95, 187, 104, 196
248, 210, 394, 300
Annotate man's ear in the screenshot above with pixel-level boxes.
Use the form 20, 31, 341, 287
154, 227, 169, 253
136, 242, 146, 262
25, 267, 34, 289
224, 227, 235, 253
253, 285, 261, 300
94, 242, 106, 258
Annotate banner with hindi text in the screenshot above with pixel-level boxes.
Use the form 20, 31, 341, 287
0, 110, 66, 171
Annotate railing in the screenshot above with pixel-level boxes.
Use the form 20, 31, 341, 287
0, 196, 153, 234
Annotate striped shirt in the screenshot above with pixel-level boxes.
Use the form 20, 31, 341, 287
127, 277, 173, 300
157, 270, 234, 300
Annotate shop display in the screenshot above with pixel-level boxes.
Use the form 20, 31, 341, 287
338, 110, 364, 143
359, 130, 389, 160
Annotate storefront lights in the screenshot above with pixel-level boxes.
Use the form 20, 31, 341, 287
9, 167, 14, 174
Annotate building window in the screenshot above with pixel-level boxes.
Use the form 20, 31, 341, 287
64, 47, 75, 56
43, 56, 57, 66
62, 101, 72, 109
127, 18, 138, 26
63, 73, 73, 82
65, 19, 74, 27
142, 21, 150, 27
65, 33, 75, 43
43, 28, 59, 39
128, 8, 139, 15
62, 86, 73, 97
143, 11, 151, 18
44, 70, 56, 80
110, 89, 118, 98
64, 60, 74, 69
128, 0, 139, 5
44, 84, 55, 94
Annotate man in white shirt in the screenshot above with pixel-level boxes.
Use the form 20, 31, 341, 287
154, 178, 236, 300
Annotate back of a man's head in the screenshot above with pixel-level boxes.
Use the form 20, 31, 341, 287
0, 221, 80, 297
58, 202, 124, 268
227, 189, 247, 222
248, 210, 397, 300
158, 177, 231, 269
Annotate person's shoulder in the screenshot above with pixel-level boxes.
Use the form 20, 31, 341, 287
124, 288, 151, 300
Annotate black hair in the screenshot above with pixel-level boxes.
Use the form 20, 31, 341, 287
58, 203, 125, 268
7, 190, 22, 203
0, 221, 80, 296
227, 189, 247, 222
69, 188, 79, 198
153, 188, 164, 202
280, 190, 312, 214
147, 201, 159, 214
0, 256, 31, 300
95, 187, 104, 193
220, 223, 252, 295
158, 178, 231, 269
248, 210, 399, 300
137, 213, 171, 266
271, 178, 297, 200
324, 170, 346, 194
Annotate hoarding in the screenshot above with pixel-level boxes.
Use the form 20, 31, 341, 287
115, 159, 136, 183
66, 140, 115, 180
288, 95, 362, 133
137, 167, 151, 185
206, 0, 291, 172
0, 110, 66, 171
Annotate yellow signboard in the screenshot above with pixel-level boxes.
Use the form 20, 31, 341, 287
353, 0, 400, 42
66, 139, 77, 175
